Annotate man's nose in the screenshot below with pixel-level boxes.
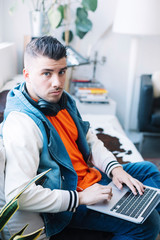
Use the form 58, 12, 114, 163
51, 74, 61, 88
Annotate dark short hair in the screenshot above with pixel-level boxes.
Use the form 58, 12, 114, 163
25, 36, 67, 61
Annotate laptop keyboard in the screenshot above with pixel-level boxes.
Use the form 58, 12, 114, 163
111, 188, 157, 218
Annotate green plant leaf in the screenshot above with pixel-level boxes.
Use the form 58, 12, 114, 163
0, 199, 19, 231
1, 169, 51, 217
58, 5, 64, 19
48, 7, 62, 29
82, 0, 98, 12
9, 0, 18, 15
62, 30, 73, 43
0, 169, 50, 235
76, 18, 92, 32
13, 228, 43, 240
76, 7, 88, 20
9, 224, 29, 240
9, 6, 16, 15
15, 169, 51, 200
56, 5, 65, 27
76, 29, 88, 39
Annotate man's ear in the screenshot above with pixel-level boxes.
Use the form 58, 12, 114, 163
23, 68, 30, 82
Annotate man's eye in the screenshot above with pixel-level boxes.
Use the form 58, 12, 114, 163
59, 70, 66, 75
44, 72, 50, 76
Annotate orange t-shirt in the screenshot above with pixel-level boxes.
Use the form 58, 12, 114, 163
46, 109, 101, 191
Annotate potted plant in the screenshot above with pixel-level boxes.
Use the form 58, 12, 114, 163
10, 0, 98, 43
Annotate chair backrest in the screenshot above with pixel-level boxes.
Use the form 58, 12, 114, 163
138, 74, 160, 132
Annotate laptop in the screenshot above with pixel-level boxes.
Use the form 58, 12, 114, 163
87, 182, 160, 224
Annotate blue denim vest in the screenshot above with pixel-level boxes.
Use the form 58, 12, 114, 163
3, 83, 90, 237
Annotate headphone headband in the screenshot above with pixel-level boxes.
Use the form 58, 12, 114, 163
22, 84, 67, 116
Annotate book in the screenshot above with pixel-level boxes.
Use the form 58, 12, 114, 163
71, 80, 109, 103
78, 94, 109, 103
77, 87, 108, 94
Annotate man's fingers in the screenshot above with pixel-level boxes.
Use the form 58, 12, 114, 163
125, 179, 138, 195
114, 178, 138, 195
112, 178, 123, 190
111, 167, 146, 196
99, 185, 113, 200
113, 176, 145, 195
101, 185, 112, 193
125, 178, 145, 195
78, 184, 113, 205
130, 178, 145, 195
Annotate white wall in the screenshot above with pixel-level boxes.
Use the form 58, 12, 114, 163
3, 1, 30, 72
0, 0, 5, 42
2, 0, 160, 129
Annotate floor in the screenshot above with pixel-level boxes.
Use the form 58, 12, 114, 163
140, 136, 160, 159
127, 131, 160, 159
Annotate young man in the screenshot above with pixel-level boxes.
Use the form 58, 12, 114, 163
2, 36, 160, 240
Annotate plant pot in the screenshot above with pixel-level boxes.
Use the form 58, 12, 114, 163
30, 11, 50, 37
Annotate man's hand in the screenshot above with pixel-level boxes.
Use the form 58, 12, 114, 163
111, 167, 145, 195
78, 183, 112, 205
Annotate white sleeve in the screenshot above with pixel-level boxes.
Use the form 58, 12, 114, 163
3, 112, 78, 213
86, 129, 122, 177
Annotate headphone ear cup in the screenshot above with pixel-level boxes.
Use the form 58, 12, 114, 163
38, 99, 60, 116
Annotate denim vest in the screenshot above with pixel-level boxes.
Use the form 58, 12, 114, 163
3, 83, 90, 237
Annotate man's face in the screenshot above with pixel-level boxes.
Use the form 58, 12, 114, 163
23, 55, 67, 103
